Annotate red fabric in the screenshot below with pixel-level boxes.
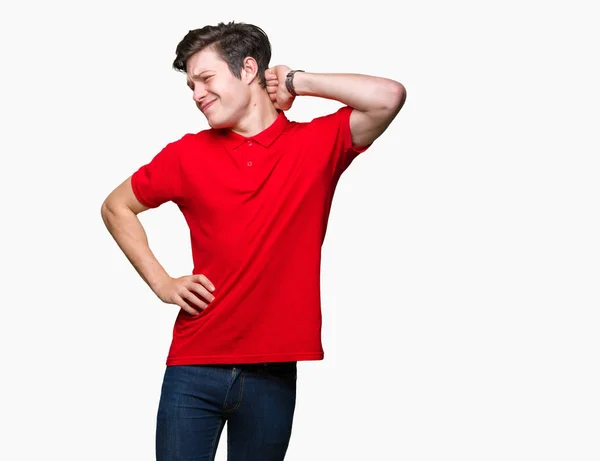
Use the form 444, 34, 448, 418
131, 106, 370, 365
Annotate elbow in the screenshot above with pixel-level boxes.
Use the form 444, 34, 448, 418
101, 194, 145, 225
100, 199, 115, 225
101, 196, 126, 224
388, 81, 407, 113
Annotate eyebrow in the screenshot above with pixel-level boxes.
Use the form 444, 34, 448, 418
189, 70, 212, 80
187, 70, 213, 88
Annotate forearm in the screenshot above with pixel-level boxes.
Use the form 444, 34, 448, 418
101, 205, 170, 293
292, 72, 405, 112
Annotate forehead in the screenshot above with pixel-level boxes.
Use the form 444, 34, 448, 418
186, 48, 227, 77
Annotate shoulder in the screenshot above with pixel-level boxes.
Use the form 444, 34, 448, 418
171, 129, 217, 154
280, 107, 353, 145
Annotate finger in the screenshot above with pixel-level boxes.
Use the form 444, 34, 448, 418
180, 289, 209, 311
173, 294, 200, 316
194, 274, 215, 292
188, 281, 215, 303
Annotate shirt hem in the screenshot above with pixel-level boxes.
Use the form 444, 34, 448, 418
165, 351, 324, 366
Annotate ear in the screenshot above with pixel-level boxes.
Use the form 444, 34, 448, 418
241, 57, 259, 85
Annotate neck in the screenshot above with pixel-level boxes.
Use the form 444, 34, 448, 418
230, 91, 279, 137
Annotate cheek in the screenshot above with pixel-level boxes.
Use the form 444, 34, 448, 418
210, 82, 230, 101
208, 77, 248, 113
220, 86, 248, 109
233, 85, 251, 105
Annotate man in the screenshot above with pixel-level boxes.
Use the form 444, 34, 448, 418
101, 21, 405, 461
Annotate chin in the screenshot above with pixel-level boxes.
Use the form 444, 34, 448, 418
207, 119, 228, 129
206, 114, 236, 130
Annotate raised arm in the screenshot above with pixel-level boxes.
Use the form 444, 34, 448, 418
265, 66, 406, 146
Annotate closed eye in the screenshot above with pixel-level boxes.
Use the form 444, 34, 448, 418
187, 74, 213, 90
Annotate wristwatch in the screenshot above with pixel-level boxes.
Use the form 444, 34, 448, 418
285, 70, 304, 97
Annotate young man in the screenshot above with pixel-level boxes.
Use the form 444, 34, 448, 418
101, 21, 405, 461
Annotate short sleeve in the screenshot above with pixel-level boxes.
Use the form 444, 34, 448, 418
130, 137, 186, 208
309, 106, 371, 175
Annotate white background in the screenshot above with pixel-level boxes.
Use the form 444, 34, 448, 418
1, 0, 598, 460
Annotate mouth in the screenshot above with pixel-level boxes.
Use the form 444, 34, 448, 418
201, 99, 217, 112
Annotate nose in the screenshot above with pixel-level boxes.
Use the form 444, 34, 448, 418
193, 84, 208, 103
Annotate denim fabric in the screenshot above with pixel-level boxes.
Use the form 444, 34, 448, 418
156, 362, 297, 461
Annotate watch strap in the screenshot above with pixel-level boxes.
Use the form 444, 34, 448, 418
285, 70, 304, 97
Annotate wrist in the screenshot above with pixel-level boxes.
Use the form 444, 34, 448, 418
149, 271, 172, 295
288, 70, 310, 97
285, 69, 305, 97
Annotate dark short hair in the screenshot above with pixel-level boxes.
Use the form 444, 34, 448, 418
173, 21, 271, 88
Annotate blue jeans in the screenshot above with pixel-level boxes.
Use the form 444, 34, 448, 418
156, 362, 297, 461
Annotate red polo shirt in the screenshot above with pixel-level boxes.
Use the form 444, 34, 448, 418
131, 106, 369, 365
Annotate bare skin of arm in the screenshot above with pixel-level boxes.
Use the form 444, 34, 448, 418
265, 67, 406, 147
101, 177, 215, 316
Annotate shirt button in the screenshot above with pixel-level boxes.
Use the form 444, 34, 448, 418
247, 161, 253, 167
247, 141, 253, 146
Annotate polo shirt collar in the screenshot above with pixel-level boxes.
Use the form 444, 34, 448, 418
216, 110, 289, 150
